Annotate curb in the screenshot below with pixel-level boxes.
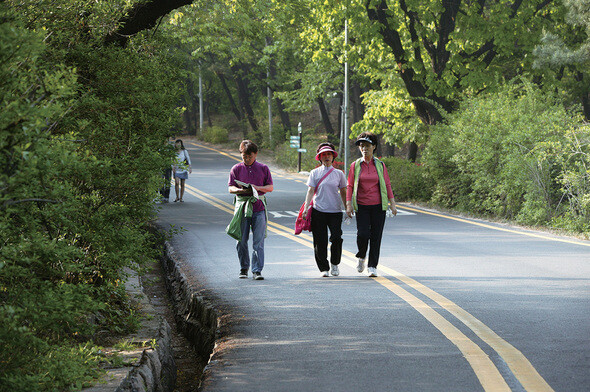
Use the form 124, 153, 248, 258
160, 241, 219, 385
115, 319, 176, 392
83, 268, 177, 392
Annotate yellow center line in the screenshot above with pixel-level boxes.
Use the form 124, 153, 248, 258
379, 266, 554, 392
182, 183, 512, 391
399, 205, 589, 248
188, 142, 242, 162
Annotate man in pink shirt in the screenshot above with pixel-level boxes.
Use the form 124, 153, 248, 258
346, 133, 397, 277
228, 140, 274, 280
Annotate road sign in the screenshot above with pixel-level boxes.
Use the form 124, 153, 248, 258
290, 142, 300, 148
290, 136, 299, 140
297, 148, 307, 153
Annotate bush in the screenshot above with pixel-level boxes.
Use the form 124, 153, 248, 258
423, 80, 589, 235
381, 157, 434, 201
550, 125, 590, 234
0, 4, 182, 390
201, 126, 229, 144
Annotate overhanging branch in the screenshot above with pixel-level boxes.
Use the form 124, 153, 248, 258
104, 0, 194, 46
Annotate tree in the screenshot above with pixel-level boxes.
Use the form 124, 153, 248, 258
2, 1, 183, 389
164, 0, 308, 141
299, 0, 569, 160
533, 0, 590, 119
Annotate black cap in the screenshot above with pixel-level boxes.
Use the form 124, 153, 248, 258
355, 137, 375, 146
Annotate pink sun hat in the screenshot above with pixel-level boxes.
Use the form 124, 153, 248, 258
315, 145, 338, 161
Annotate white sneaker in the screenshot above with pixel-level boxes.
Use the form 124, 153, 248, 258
330, 264, 340, 276
357, 258, 366, 273
368, 267, 378, 277
321, 271, 329, 277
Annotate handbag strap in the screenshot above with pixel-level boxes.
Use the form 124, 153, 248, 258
314, 167, 334, 195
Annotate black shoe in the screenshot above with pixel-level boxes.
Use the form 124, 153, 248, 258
253, 272, 264, 280
239, 269, 248, 279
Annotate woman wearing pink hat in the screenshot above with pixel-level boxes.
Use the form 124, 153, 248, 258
302, 142, 347, 277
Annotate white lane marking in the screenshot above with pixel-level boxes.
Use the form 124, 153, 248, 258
268, 209, 415, 218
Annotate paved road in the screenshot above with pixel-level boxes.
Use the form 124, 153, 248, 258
157, 141, 590, 392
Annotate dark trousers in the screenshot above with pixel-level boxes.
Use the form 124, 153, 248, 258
355, 204, 386, 268
160, 168, 172, 199
310, 208, 343, 272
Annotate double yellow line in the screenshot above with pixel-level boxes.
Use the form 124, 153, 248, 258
184, 142, 558, 391
183, 182, 554, 392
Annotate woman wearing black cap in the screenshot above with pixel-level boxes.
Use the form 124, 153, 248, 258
345, 132, 397, 277
302, 142, 347, 277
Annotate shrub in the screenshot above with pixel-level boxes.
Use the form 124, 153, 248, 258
381, 157, 434, 201
201, 126, 229, 144
423, 80, 589, 234
0, 4, 181, 390
550, 125, 590, 234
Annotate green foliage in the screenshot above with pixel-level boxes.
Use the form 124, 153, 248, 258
381, 157, 433, 202
298, 0, 575, 145
351, 87, 425, 147
0, 326, 104, 392
423, 81, 589, 235
533, 0, 590, 121
1, 2, 182, 390
201, 126, 230, 144
274, 132, 327, 172
550, 126, 590, 233
534, 0, 590, 68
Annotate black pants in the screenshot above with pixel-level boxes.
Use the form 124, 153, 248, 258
310, 208, 343, 272
355, 204, 386, 268
160, 168, 172, 199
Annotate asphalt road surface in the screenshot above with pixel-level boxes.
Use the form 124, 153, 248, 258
157, 141, 590, 392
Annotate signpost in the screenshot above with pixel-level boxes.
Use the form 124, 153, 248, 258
289, 123, 304, 172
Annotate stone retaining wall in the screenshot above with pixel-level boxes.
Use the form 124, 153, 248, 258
160, 242, 219, 378
115, 319, 176, 392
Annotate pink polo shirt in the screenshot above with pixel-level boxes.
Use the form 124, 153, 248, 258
228, 161, 273, 212
346, 159, 394, 205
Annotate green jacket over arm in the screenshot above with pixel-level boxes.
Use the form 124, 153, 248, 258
225, 195, 268, 240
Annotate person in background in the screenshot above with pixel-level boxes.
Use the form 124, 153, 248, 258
302, 142, 347, 277
160, 167, 172, 203
346, 132, 397, 277
172, 139, 191, 202
159, 141, 174, 203
227, 140, 274, 280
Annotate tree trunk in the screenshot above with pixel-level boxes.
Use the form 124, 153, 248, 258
383, 143, 396, 157
206, 102, 213, 127
183, 110, 193, 135
351, 81, 365, 123
317, 97, 336, 138
267, 49, 291, 139
407, 142, 418, 162
575, 72, 590, 121
232, 65, 259, 138
216, 72, 242, 121
185, 79, 198, 135
366, 0, 457, 162
336, 92, 343, 144
275, 97, 291, 136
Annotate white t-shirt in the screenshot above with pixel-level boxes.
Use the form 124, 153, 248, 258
306, 165, 347, 213
173, 150, 191, 174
